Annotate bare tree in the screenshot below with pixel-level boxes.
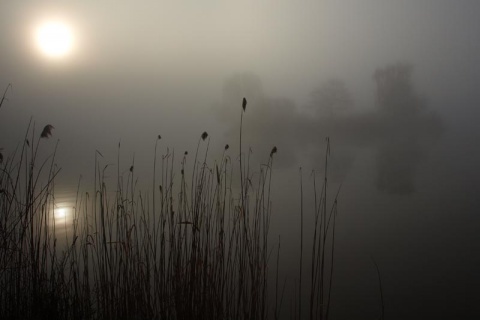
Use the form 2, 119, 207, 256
310, 79, 353, 117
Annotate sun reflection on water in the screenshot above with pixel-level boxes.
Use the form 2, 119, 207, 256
54, 205, 70, 221
55, 207, 67, 219
49, 185, 78, 231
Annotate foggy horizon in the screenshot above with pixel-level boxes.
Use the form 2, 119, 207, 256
1, 1, 479, 319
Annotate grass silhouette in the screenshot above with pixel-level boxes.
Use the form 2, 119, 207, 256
0, 97, 340, 320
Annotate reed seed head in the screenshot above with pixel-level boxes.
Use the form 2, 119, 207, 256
41, 124, 54, 138
201, 131, 208, 141
242, 97, 247, 111
270, 146, 277, 157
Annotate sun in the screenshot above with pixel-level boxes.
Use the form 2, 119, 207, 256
55, 207, 67, 219
35, 21, 74, 58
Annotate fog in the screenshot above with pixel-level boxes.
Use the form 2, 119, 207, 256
1, 1, 480, 318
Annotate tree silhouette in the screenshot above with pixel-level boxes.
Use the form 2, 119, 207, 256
310, 79, 353, 117
374, 63, 424, 116
374, 63, 443, 194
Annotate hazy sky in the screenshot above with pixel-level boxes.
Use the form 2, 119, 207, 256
1, 1, 480, 318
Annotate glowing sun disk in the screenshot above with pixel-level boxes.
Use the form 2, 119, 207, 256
36, 21, 73, 58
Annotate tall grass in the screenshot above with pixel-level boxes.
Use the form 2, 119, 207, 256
0, 97, 339, 320
0, 120, 62, 319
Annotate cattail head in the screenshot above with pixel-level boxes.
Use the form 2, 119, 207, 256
0, 152, 3, 164
242, 97, 247, 112
184, 151, 188, 155
224, 144, 229, 150
270, 146, 277, 157
158, 135, 162, 140
201, 131, 208, 141
41, 125, 54, 138
129, 165, 134, 172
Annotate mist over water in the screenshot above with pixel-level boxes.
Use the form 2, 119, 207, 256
1, 1, 480, 318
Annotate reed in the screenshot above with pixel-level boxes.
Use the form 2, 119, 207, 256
0, 97, 340, 320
